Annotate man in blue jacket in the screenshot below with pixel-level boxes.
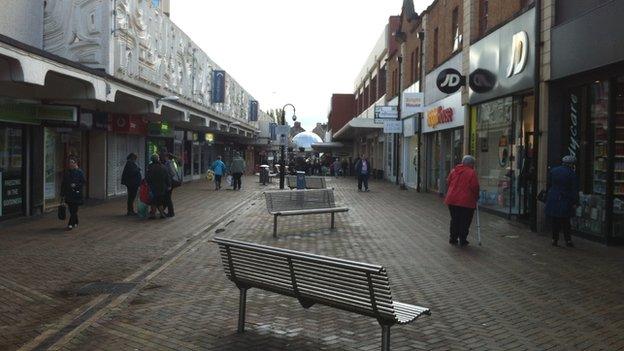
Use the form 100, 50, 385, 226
211, 156, 227, 191
355, 154, 370, 192
545, 155, 579, 247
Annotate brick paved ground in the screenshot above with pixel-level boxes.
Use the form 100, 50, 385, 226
2, 176, 624, 350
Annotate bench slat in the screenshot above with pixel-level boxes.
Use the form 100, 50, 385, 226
273, 207, 349, 216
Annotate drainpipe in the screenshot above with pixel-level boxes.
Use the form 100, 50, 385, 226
417, 31, 425, 192
531, 0, 542, 232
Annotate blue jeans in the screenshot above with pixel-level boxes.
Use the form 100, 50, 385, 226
358, 174, 369, 190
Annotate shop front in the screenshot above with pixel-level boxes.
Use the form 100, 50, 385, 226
468, 7, 537, 219
402, 116, 419, 188
422, 92, 465, 195
0, 122, 26, 219
107, 115, 147, 197
146, 121, 174, 168
549, 0, 624, 244
41, 106, 85, 211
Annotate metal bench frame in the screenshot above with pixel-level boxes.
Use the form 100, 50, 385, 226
264, 188, 348, 237
214, 238, 431, 351
286, 175, 327, 189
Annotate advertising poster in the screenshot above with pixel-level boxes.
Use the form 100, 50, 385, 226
44, 129, 57, 200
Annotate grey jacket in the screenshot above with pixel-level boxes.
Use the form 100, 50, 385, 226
230, 157, 246, 174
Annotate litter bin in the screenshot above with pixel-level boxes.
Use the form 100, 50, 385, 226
296, 171, 306, 189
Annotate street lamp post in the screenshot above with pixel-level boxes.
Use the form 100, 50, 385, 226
417, 31, 425, 193
279, 103, 296, 190
395, 55, 403, 186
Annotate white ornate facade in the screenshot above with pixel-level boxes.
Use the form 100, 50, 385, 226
43, 0, 255, 122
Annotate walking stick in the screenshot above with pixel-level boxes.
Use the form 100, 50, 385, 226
476, 204, 482, 246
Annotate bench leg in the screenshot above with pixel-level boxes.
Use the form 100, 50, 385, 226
331, 212, 335, 229
237, 288, 248, 333
381, 325, 391, 351
273, 215, 278, 238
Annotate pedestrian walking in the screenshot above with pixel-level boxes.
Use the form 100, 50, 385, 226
545, 155, 579, 247
121, 153, 142, 216
333, 158, 342, 177
355, 154, 370, 192
162, 152, 181, 217
211, 156, 227, 190
230, 152, 246, 190
146, 154, 170, 219
444, 155, 480, 247
61, 156, 86, 231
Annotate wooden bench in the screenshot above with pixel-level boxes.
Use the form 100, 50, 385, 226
264, 188, 348, 237
286, 175, 327, 189
214, 237, 431, 351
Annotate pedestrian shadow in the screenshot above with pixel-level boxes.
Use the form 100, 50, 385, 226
216, 330, 345, 351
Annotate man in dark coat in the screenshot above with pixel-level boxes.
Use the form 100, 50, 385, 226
355, 154, 370, 192
146, 154, 171, 219
61, 156, 86, 230
545, 155, 579, 247
121, 153, 142, 216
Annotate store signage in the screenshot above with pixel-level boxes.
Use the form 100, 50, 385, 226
568, 92, 580, 158
374, 106, 398, 120
469, 7, 536, 104
206, 133, 215, 144
403, 92, 424, 116
249, 100, 259, 122
3, 177, 22, 209
38, 105, 78, 122
468, 69, 496, 93
426, 106, 454, 129
507, 31, 529, 77
403, 117, 416, 137
436, 68, 465, 94
211, 70, 226, 103
0, 104, 39, 124
383, 120, 403, 134
148, 121, 173, 137
112, 115, 148, 135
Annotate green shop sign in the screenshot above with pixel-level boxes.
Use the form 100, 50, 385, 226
0, 104, 78, 124
148, 122, 173, 137
0, 104, 39, 124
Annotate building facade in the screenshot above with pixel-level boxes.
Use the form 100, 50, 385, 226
0, 0, 267, 220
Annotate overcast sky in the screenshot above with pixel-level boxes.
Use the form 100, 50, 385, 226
172, 0, 430, 131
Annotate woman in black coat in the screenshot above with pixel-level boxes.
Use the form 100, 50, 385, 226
121, 153, 142, 216
61, 156, 87, 231
146, 154, 171, 219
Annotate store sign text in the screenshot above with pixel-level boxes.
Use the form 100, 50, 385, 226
568, 93, 580, 158
507, 31, 529, 78
426, 106, 454, 128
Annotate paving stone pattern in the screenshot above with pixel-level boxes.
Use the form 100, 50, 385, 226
1, 177, 624, 350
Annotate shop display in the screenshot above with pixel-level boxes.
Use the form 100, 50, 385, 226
613, 77, 624, 237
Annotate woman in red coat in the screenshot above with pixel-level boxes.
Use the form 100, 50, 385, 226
444, 155, 480, 246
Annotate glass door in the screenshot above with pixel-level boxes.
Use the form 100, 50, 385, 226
612, 77, 624, 238
0, 124, 25, 218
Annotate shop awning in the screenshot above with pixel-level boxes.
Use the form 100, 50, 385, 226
332, 117, 383, 141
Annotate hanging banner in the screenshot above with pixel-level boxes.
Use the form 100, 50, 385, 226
402, 92, 425, 117
383, 120, 403, 134
211, 70, 226, 103
249, 100, 259, 121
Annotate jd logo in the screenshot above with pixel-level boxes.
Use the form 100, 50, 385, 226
507, 31, 529, 78
436, 68, 465, 94
469, 69, 496, 93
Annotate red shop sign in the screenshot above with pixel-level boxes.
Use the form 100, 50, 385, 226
110, 114, 148, 135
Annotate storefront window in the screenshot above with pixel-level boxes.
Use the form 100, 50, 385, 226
426, 133, 441, 192
573, 81, 609, 235
612, 77, 624, 237
0, 125, 24, 217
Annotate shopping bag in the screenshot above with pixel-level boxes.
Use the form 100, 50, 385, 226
206, 170, 214, 182
57, 204, 66, 220
139, 180, 151, 205
226, 175, 233, 186
137, 201, 149, 218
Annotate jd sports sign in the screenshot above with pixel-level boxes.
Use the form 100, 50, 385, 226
436, 68, 465, 94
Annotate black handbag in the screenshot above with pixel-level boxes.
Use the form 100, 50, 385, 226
537, 190, 548, 203
58, 204, 67, 220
